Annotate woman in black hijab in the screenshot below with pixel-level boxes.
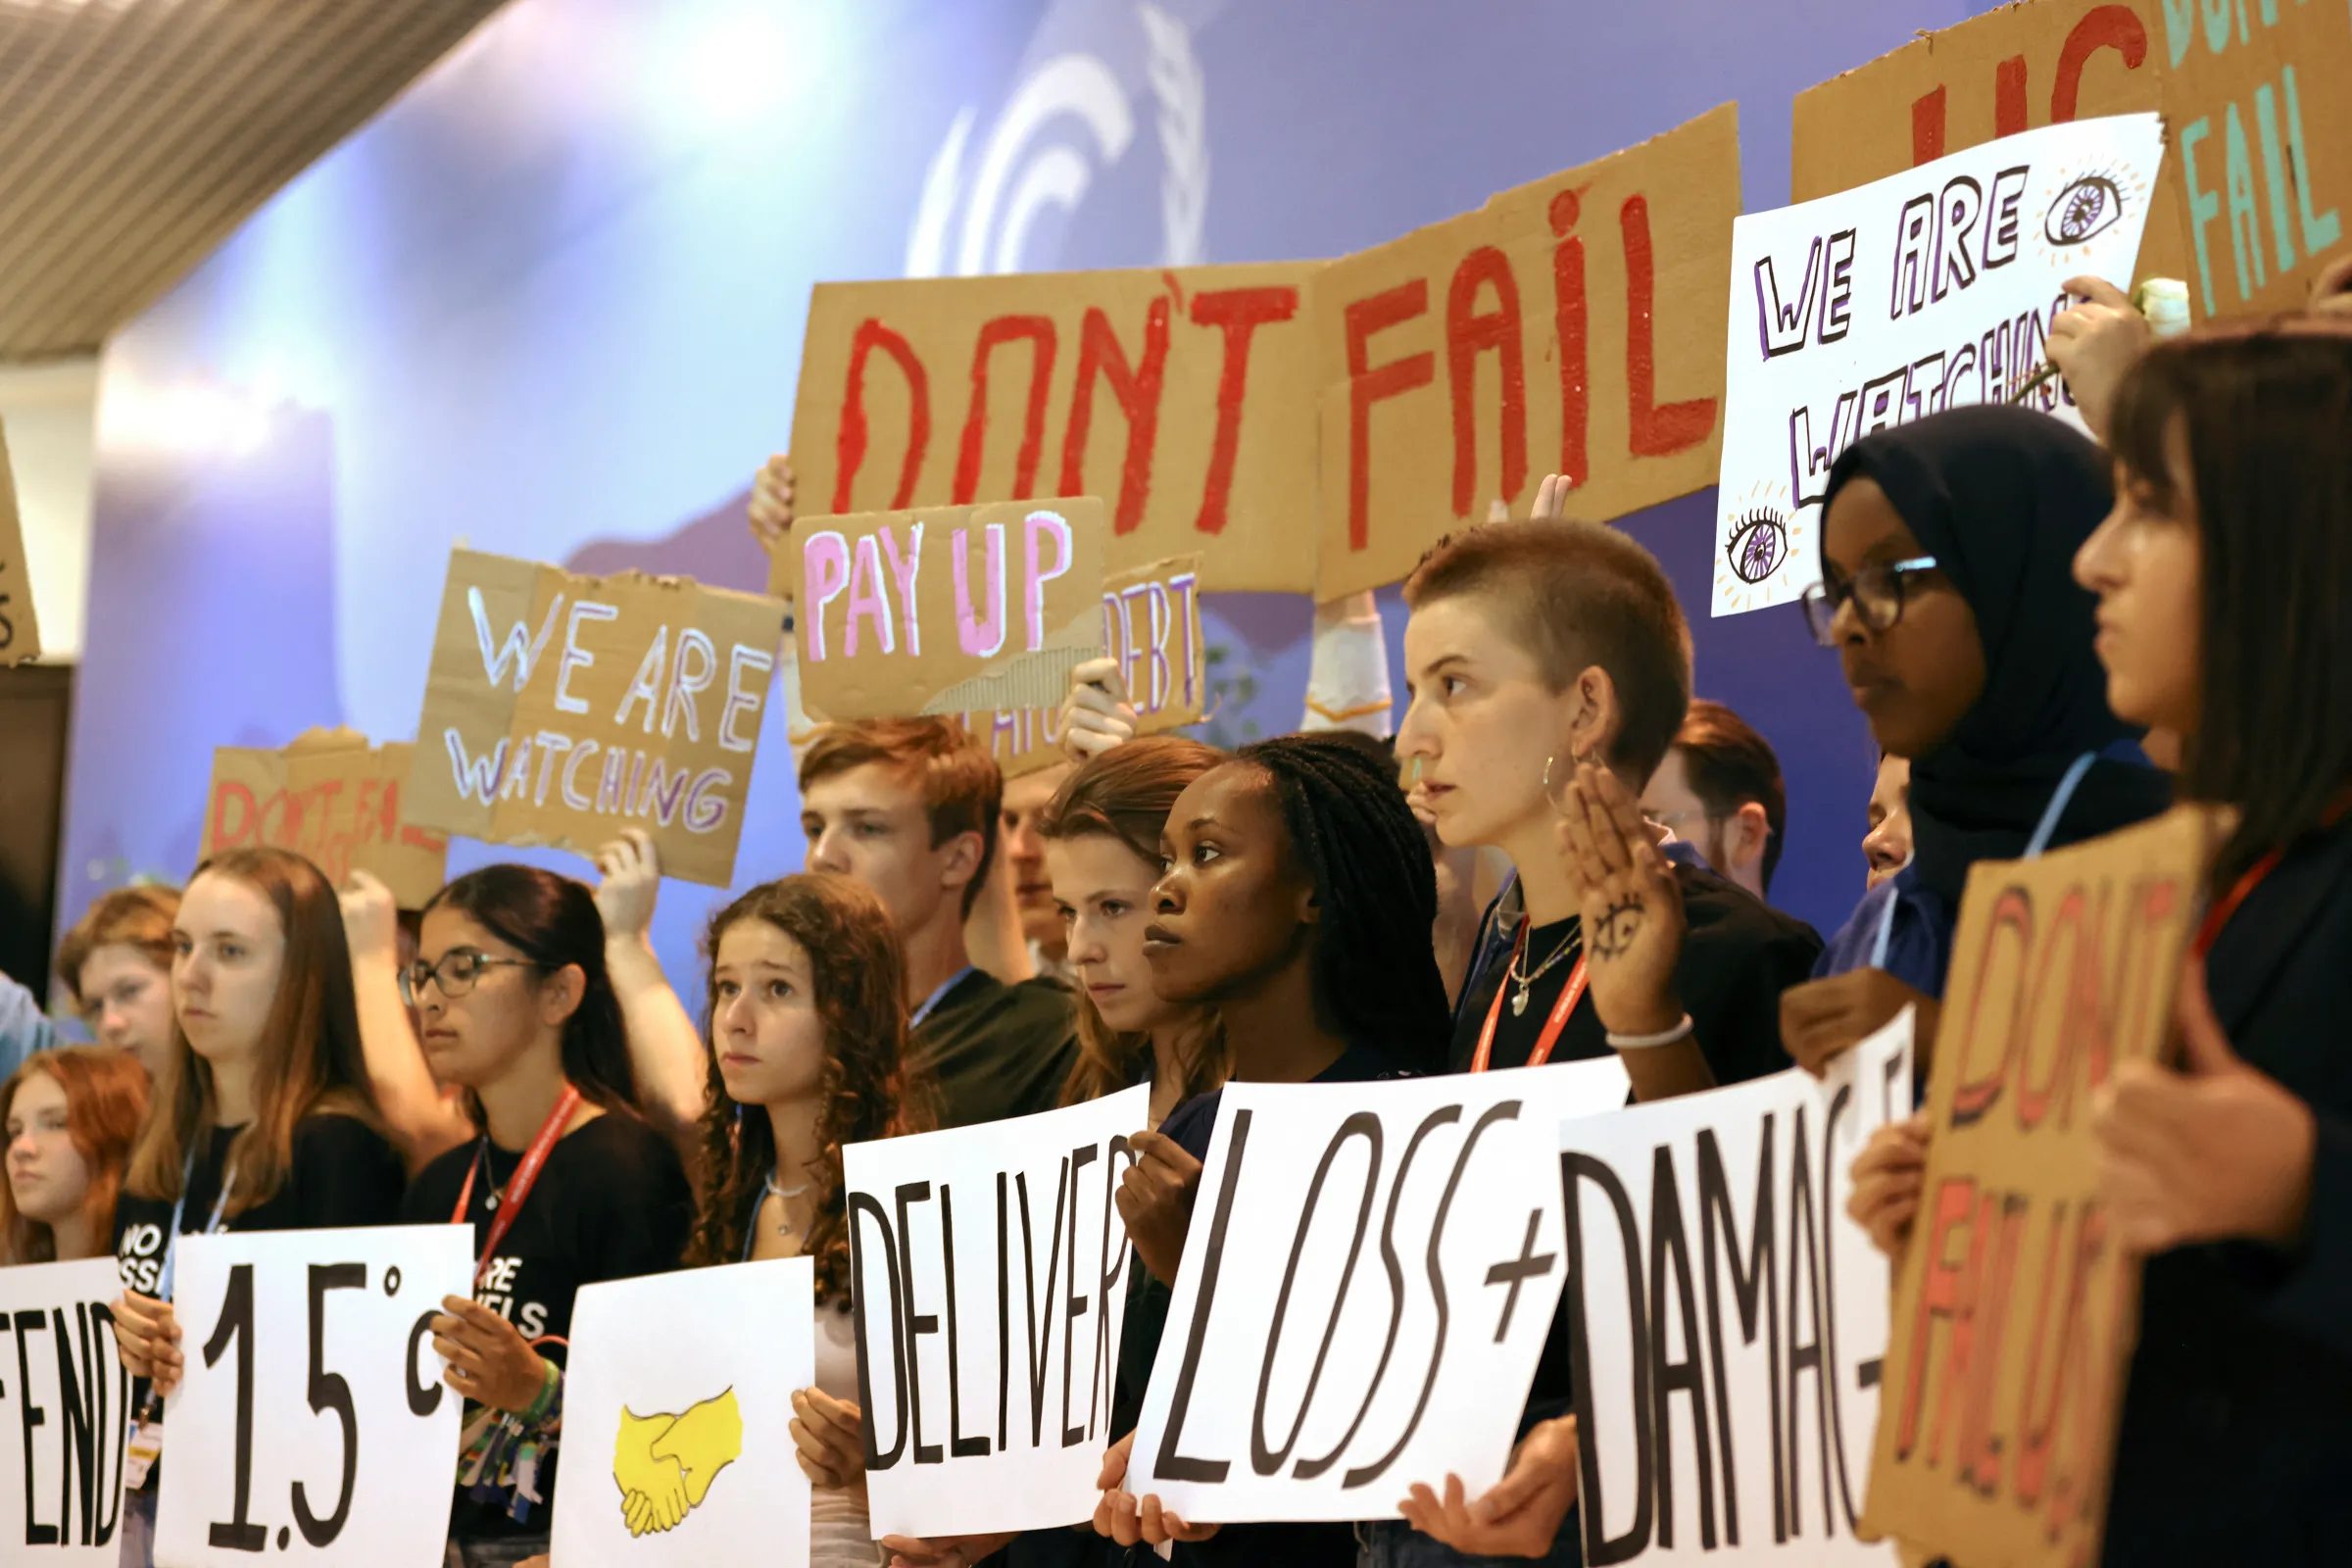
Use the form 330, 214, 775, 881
1780, 405, 2173, 1074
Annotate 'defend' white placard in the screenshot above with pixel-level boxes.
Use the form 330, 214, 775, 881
0, 1257, 133, 1564
1128, 1057, 1631, 1524
556, 1257, 815, 1568
155, 1224, 472, 1568
1711, 114, 2164, 616
1558, 1010, 1914, 1563
842, 1084, 1151, 1539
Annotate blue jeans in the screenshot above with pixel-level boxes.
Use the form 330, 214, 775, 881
1356, 1515, 1582, 1568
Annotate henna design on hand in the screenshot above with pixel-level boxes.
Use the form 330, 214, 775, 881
1592, 896, 1644, 958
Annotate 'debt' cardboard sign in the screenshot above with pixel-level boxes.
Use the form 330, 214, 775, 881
406, 550, 786, 888
200, 728, 450, 907
795, 497, 1106, 723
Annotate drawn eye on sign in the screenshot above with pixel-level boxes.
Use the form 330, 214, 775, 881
1725, 506, 1790, 586
1713, 481, 1803, 617
2045, 172, 2126, 247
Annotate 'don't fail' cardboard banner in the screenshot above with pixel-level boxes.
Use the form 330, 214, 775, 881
1310, 104, 1740, 600
1714, 113, 2165, 616
1861, 806, 2220, 1568
0, 416, 39, 663
790, 262, 1319, 593
201, 728, 451, 907
795, 497, 1107, 724
406, 550, 786, 888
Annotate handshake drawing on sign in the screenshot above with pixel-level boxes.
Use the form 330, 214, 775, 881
612, 1388, 744, 1537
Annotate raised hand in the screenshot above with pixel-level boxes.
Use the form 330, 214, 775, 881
650, 1387, 745, 1507
1554, 762, 1684, 1037
789, 1386, 863, 1490
1399, 1413, 1579, 1557
2047, 275, 2153, 441
593, 827, 662, 945
1529, 472, 1575, 521
336, 869, 401, 966
615, 1406, 690, 1537
1059, 657, 1138, 760
748, 454, 797, 555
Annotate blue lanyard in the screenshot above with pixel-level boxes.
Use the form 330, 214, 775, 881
1869, 751, 2098, 972
157, 1141, 234, 1304
911, 966, 973, 1029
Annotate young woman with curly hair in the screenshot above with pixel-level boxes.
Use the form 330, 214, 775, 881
682, 872, 935, 1568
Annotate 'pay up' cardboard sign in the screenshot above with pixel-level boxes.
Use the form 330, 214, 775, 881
795, 498, 1107, 723
406, 551, 786, 887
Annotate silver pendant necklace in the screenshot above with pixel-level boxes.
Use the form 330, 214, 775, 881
1508, 925, 1583, 1017
764, 1171, 811, 1236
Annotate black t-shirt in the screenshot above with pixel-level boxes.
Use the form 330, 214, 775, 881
400, 1108, 694, 1541
915, 969, 1080, 1129
1451, 863, 1822, 1087
113, 1112, 407, 1295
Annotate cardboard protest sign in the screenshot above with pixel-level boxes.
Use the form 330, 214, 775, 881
1559, 1015, 1915, 1565
794, 498, 1106, 725
1128, 1059, 1632, 1523
155, 1225, 471, 1568
407, 550, 786, 888
200, 729, 450, 907
790, 262, 1319, 592
0, 1259, 132, 1562
556, 1258, 814, 1567
842, 1085, 1150, 1538
1861, 807, 2217, 1568
2155, 0, 2352, 318
1310, 105, 1740, 600
959, 704, 1070, 781
1713, 114, 2164, 615
0, 416, 39, 663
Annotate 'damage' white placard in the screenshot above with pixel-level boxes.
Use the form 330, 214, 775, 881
843, 1084, 1151, 1539
556, 1257, 815, 1568
0, 1257, 133, 1563
155, 1225, 472, 1568
1558, 1011, 1914, 1564
1712, 114, 2164, 616
1128, 1058, 1632, 1523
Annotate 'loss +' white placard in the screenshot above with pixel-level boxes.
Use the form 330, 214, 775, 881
157, 1226, 472, 1567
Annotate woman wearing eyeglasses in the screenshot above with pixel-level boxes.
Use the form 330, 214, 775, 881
395, 864, 693, 1568
1779, 405, 2171, 1078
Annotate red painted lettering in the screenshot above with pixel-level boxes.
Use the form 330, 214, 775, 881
1926, 1189, 1999, 1467
1957, 1196, 2030, 1495
1949, 888, 2034, 1129
1894, 1176, 1978, 1459
1911, 84, 1948, 167
835, 318, 932, 513
1994, 54, 2030, 137
1344, 281, 1435, 552
2015, 886, 2093, 1132
1548, 189, 1589, 490
209, 782, 258, 848
2052, 6, 2147, 122
1060, 299, 1170, 536
1445, 246, 1528, 518
2015, 1203, 2106, 1534
1620, 195, 1717, 458
1188, 285, 1298, 536
953, 316, 1057, 505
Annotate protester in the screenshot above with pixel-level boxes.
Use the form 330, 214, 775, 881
1003, 761, 1078, 981
799, 718, 1079, 1128
55, 884, 180, 1079
110, 847, 409, 1566
338, 868, 472, 1171
589, 829, 708, 1137
391, 865, 690, 1564
1780, 407, 2171, 1076
685, 873, 935, 1567
2, 1047, 147, 1265
1396, 505, 1820, 1102
1094, 731, 1450, 1566
1639, 697, 1785, 902
1863, 752, 1912, 888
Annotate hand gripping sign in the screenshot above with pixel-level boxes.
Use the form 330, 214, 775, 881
0, 1258, 133, 1564
1127, 1060, 1631, 1523
154, 1225, 471, 1568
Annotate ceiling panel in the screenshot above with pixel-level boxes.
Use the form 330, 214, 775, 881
0, 0, 512, 361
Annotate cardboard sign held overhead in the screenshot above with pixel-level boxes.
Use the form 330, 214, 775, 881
0, 416, 40, 663
795, 498, 1106, 724
0, 1258, 132, 1564
790, 262, 1320, 592
200, 728, 451, 907
407, 550, 786, 888
1861, 806, 2219, 1568
1310, 104, 1740, 600
1558, 1015, 1913, 1566
1714, 113, 2165, 616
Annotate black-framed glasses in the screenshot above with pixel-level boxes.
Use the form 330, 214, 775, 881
1798, 556, 1941, 646
399, 952, 543, 1006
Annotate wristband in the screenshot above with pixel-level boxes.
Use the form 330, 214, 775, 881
1606, 1014, 1695, 1051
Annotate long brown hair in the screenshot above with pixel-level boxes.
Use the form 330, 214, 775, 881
2109, 322, 2352, 893
683, 874, 934, 1303
2, 1048, 149, 1263
1038, 737, 1230, 1108
124, 848, 384, 1216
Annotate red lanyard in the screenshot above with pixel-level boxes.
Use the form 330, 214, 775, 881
451, 1085, 580, 1288
2192, 797, 2352, 958
1471, 918, 1590, 1072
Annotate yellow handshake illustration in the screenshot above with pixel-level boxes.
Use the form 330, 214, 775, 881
612, 1388, 744, 1537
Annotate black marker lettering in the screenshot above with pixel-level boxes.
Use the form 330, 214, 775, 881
15, 1308, 56, 1545
996, 1171, 1010, 1453
1092, 1136, 1133, 1443
939, 1185, 989, 1457
1786, 1107, 1832, 1537
896, 1182, 944, 1463
1061, 1145, 1099, 1446
1697, 1120, 1780, 1547
1647, 1146, 1718, 1549
407, 1310, 445, 1416
90, 1303, 124, 1547
1565, 1152, 1653, 1566
1017, 1160, 1068, 1447
1251, 1112, 1383, 1478
53, 1304, 97, 1544
1821, 1083, 1861, 1533
1154, 1108, 1252, 1484
848, 1191, 909, 1467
